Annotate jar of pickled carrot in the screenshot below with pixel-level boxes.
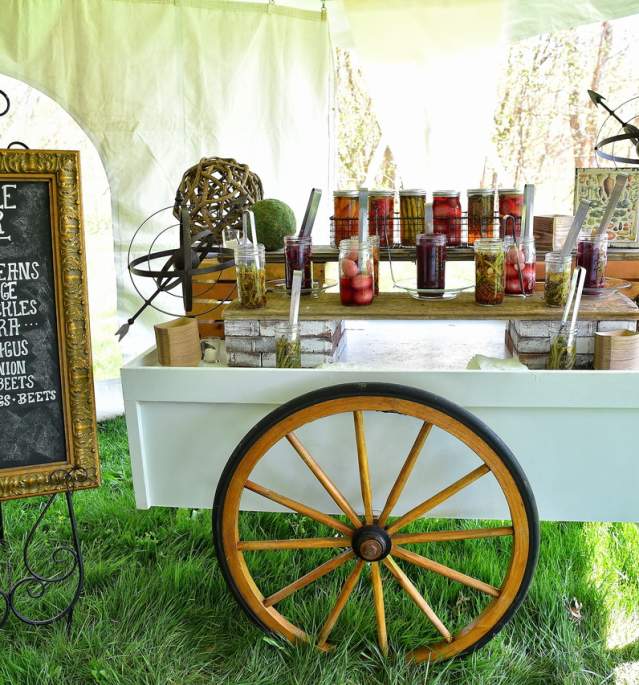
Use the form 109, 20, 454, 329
332, 190, 359, 247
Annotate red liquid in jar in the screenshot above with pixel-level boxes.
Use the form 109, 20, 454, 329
416, 239, 446, 290
505, 246, 535, 295
368, 195, 394, 247
285, 242, 312, 290
339, 275, 374, 305
577, 241, 605, 288
499, 192, 523, 239
433, 195, 462, 247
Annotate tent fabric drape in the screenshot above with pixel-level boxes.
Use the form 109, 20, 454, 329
0, 0, 331, 358
338, 0, 639, 191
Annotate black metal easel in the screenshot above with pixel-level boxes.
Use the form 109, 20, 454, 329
0, 86, 83, 632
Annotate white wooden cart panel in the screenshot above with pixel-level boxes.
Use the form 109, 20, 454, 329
122, 349, 639, 522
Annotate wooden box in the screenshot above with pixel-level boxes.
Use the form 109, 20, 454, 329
154, 317, 201, 367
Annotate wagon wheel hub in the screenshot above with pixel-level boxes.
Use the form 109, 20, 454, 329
352, 525, 392, 561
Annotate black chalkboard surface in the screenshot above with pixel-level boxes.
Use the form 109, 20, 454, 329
0, 180, 66, 468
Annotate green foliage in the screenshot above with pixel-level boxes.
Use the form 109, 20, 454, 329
251, 199, 296, 250
0, 417, 636, 684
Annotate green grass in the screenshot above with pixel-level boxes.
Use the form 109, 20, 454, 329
0, 418, 637, 684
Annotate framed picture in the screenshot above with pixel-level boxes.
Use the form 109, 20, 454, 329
574, 167, 639, 247
0, 149, 100, 501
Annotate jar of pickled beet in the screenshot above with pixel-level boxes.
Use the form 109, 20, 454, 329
433, 191, 462, 247
544, 252, 572, 307
284, 236, 312, 291
474, 238, 505, 305
333, 190, 359, 247
416, 234, 446, 292
399, 189, 426, 246
498, 189, 523, 239
339, 238, 375, 306
503, 236, 536, 295
467, 189, 495, 244
368, 190, 395, 247
577, 232, 608, 289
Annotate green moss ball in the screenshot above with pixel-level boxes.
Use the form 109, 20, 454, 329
251, 199, 296, 250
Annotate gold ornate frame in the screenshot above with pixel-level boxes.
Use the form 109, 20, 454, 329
0, 149, 100, 500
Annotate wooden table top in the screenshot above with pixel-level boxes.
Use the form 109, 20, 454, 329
224, 290, 639, 322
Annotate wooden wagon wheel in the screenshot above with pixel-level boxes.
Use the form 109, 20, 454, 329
213, 383, 539, 662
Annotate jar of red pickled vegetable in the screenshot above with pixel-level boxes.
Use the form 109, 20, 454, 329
399, 189, 426, 246
467, 189, 495, 244
284, 236, 312, 291
498, 189, 523, 239
339, 238, 375, 306
503, 236, 536, 295
474, 238, 505, 305
368, 190, 395, 247
433, 191, 462, 247
416, 233, 446, 292
577, 232, 608, 289
333, 190, 359, 247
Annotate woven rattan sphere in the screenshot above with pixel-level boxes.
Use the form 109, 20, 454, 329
174, 157, 263, 241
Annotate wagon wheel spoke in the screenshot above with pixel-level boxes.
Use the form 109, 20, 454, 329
244, 481, 353, 535
263, 550, 355, 607
383, 556, 452, 643
353, 411, 374, 525
393, 546, 500, 597
386, 465, 490, 535
286, 432, 362, 529
238, 537, 350, 551
393, 526, 513, 545
378, 422, 432, 526
370, 562, 388, 656
317, 560, 364, 648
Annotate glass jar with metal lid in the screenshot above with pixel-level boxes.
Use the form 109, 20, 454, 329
433, 191, 462, 247
332, 190, 359, 247
498, 188, 523, 239
399, 189, 426, 246
368, 190, 395, 247
467, 189, 495, 244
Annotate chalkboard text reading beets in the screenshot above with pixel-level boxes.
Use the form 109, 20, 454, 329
0, 183, 55, 409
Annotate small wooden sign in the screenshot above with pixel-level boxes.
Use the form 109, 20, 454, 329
0, 149, 99, 501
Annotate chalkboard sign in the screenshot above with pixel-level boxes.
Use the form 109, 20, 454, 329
0, 150, 99, 501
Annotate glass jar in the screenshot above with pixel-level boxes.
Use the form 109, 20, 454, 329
234, 243, 267, 308
577, 232, 608, 289
544, 252, 572, 307
503, 236, 536, 295
467, 189, 495, 244
474, 238, 505, 305
416, 233, 446, 292
339, 238, 375, 306
498, 189, 523, 239
433, 191, 462, 247
275, 322, 302, 368
368, 190, 395, 247
399, 189, 426, 246
333, 190, 359, 247
369, 234, 380, 295
284, 236, 312, 291
547, 322, 576, 370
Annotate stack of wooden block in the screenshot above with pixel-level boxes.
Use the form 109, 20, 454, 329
224, 319, 346, 368
506, 319, 638, 369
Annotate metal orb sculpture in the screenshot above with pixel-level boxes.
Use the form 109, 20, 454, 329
590, 90, 639, 167
116, 195, 235, 340
174, 156, 263, 241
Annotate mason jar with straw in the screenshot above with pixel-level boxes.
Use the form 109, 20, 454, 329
235, 210, 267, 309
547, 266, 586, 370
275, 270, 303, 368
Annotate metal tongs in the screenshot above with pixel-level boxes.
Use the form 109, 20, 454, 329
559, 266, 586, 349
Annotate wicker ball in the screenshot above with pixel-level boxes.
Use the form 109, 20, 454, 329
174, 157, 263, 241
